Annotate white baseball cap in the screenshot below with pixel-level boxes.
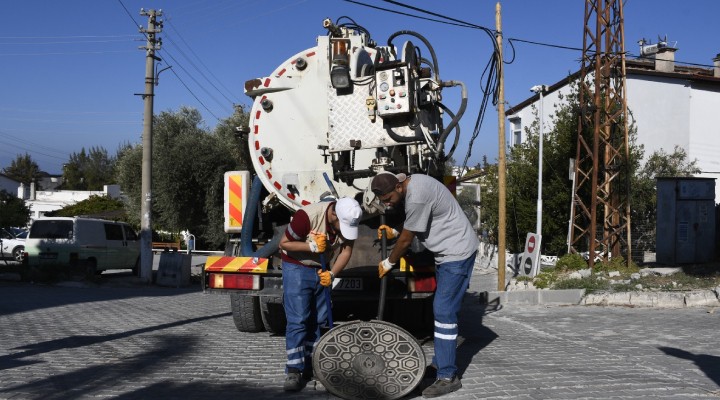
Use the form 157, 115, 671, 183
335, 197, 362, 240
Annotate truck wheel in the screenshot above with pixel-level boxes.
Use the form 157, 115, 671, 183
259, 296, 286, 335
230, 293, 264, 333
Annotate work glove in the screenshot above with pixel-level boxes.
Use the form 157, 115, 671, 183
317, 269, 334, 287
377, 225, 399, 240
378, 258, 395, 278
308, 233, 327, 253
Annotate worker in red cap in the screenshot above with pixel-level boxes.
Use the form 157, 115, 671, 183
371, 172, 478, 398
278, 197, 362, 392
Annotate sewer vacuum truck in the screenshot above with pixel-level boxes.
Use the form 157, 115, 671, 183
202, 17, 468, 336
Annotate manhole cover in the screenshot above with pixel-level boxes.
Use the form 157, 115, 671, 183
313, 320, 425, 400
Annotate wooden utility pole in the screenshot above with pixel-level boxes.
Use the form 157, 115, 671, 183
139, 9, 162, 282
495, 2, 507, 291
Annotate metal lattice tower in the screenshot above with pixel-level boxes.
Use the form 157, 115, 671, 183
570, 0, 631, 267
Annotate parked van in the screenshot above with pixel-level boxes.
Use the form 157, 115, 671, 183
25, 217, 140, 274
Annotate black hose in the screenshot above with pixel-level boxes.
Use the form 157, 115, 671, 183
437, 102, 460, 160
376, 214, 388, 320
436, 80, 467, 156
240, 175, 281, 258
387, 30, 439, 82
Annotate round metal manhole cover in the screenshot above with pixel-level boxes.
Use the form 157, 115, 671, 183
313, 320, 426, 400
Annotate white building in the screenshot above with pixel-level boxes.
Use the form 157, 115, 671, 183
0, 173, 21, 196
507, 46, 720, 203
19, 182, 122, 222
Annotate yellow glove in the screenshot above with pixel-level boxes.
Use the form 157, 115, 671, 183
308, 233, 327, 253
317, 269, 334, 287
378, 258, 395, 278
377, 225, 399, 240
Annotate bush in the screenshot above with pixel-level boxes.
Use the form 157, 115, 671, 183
553, 277, 611, 294
593, 256, 640, 275
555, 253, 587, 272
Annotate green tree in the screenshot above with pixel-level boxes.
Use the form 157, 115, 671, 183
456, 184, 480, 230
482, 80, 700, 258
484, 82, 641, 255
0, 190, 30, 228
3, 153, 42, 187
61, 146, 116, 190
116, 106, 248, 249
46, 195, 127, 220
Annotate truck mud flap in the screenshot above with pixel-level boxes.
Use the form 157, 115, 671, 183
312, 320, 425, 400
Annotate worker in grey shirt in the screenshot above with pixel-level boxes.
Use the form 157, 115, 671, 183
371, 172, 479, 398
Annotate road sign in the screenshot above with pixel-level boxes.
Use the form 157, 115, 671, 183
520, 233, 542, 277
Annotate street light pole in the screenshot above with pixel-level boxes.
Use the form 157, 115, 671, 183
530, 85, 547, 237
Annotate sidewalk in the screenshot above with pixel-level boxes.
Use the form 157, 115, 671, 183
471, 245, 720, 309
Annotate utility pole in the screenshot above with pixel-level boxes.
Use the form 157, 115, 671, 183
495, 2, 507, 291
138, 8, 162, 282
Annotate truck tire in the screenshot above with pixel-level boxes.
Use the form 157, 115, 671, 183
230, 293, 264, 333
259, 296, 286, 335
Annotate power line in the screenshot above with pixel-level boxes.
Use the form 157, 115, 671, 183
116, 0, 143, 32
0, 107, 140, 116
507, 37, 583, 52
117, 0, 232, 121
0, 39, 138, 45
0, 34, 139, 39
159, 47, 234, 116
0, 50, 135, 56
165, 20, 240, 103
168, 68, 221, 121
162, 32, 237, 105
343, 0, 479, 30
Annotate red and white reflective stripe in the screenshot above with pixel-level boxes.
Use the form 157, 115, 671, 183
208, 273, 260, 290
204, 256, 268, 273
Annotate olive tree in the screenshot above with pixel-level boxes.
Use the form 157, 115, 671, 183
116, 106, 249, 249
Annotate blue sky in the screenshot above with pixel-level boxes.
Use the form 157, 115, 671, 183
1, 0, 719, 174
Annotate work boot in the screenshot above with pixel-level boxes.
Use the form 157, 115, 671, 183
283, 371, 304, 392
422, 376, 462, 398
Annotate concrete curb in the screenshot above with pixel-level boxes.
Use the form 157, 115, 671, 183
480, 288, 720, 308
483, 289, 586, 306
583, 289, 720, 308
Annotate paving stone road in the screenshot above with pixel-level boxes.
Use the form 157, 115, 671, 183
0, 267, 719, 399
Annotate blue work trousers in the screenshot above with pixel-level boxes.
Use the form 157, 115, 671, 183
432, 251, 477, 379
282, 261, 329, 374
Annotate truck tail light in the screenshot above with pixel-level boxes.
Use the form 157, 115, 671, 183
408, 276, 436, 293
208, 273, 260, 290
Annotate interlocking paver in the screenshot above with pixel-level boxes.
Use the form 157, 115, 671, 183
0, 266, 719, 399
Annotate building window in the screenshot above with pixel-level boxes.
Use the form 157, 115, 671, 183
509, 117, 522, 146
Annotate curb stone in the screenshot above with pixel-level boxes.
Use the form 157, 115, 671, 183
483, 289, 585, 306
582, 289, 720, 308
481, 288, 720, 308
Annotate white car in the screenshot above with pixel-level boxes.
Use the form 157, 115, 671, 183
1, 228, 26, 262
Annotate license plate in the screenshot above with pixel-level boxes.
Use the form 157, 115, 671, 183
39, 253, 58, 260
334, 278, 363, 291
